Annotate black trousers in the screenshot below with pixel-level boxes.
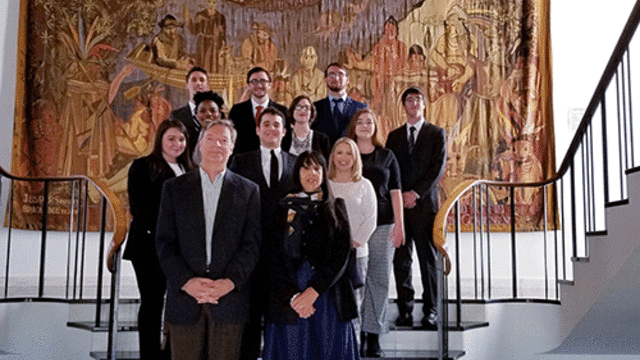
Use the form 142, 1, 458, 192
131, 257, 171, 360
393, 209, 437, 316
239, 260, 269, 360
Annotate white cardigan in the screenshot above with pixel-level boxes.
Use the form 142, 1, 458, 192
329, 178, 377, 258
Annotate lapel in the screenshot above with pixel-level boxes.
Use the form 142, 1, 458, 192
253, 150, 269, 190
413, 122, 430, 153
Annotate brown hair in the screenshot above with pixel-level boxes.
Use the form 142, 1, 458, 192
345, 108, 384, 148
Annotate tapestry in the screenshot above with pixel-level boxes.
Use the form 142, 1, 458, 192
9, 0, 554, 231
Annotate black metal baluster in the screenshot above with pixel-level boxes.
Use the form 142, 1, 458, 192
510, 186, 517, 299
37, 180, 50, 298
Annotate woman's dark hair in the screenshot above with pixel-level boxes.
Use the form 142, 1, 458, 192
150, 119, 195, 177
286, 95, 317, 127
291, 150, 343, 223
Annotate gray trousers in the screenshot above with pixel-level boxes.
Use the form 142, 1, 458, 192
360, 224, 394, 334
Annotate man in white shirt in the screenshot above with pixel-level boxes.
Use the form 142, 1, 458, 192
229, 107, 297, 360
156, 120, 261, 360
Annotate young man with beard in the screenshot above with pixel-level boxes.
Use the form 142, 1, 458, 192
312, 62, 368, 147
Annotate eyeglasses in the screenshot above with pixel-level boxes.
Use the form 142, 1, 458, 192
327, 72, 346, 79
294, 105, 311, 112
249, 79, 270, 86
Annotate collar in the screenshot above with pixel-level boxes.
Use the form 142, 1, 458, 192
407, 118, 426, 135
199, 166, 226, 185
189, 101, 197, 116
251, 97, 270, 110
260, 145, 282, 159
328, 94, 348, 103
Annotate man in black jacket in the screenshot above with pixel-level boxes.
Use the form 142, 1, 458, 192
170, 66, 210, 155
386, 86, 446, 328
228, 67, 287, 155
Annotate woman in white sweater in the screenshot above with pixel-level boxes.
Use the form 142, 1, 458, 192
328, 137, 377, 344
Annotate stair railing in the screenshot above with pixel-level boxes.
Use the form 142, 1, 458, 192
0, 166, 127, 359
432, 1, 640, 358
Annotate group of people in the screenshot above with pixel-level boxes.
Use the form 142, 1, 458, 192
123, 62, 447, 360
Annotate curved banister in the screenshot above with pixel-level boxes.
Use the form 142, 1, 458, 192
0, 166, 127, 273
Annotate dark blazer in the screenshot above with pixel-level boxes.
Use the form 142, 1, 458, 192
281, 129, 331, 160
312, 96, 367, 146
228, 149, 297, 249
170, 105, 200, 156
386, 122, 447, 214
124, 155, 177, 261
228, 99, 287, 155
156, 169, 261, 325
267, 197, 358, 325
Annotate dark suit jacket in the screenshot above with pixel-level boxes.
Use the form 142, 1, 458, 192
228, 99, 287, 155
281, 129, 331, 160
386, 122, 447, 214
228, 149, 297, 251
124, 155, 177, 261
156, 169, 261, 325
312, 96, 367, 146
170, 105, 200, 157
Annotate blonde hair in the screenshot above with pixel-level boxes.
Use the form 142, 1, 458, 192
328, 137, 363, 182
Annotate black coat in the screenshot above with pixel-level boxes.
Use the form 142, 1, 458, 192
124, 155, 177, 261
267, 196, 358, 325
155, 169, 262, 325
228, 99, 287, 155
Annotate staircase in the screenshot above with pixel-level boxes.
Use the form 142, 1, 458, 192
535, 168, 640, 359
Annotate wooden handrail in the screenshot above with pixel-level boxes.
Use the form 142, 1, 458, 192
0, 166, 127, 273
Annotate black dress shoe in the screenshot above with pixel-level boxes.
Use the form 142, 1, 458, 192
395, 313, 413, 327
421, 312, 438, 327
365, 333, 382, 357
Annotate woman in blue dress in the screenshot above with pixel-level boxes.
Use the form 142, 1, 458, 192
263, 150, 360, 360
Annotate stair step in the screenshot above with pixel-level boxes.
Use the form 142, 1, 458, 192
389, 320, 488, 331
558, 279, 574, 286
364, 350, 466, 359
88, 349, 466, 360
90, 351, 139, 360
605, 199, 629, 208
571, 256, 589, 262
67, 320, 138, 332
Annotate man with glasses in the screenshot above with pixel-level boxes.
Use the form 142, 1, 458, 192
229, 67, 287, 154
386, 86, 447, 329
312, 62, 368, 147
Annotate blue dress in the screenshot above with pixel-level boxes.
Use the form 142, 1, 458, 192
263, 262, 360, 360
263, 193, 360, 360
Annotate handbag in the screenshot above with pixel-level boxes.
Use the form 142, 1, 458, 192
347, 247, 365, 289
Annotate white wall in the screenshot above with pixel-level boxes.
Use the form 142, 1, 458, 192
550, 0, 638, 165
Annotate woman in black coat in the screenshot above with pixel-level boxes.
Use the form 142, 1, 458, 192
263, 151, 360, 360
123, 119, 194, 360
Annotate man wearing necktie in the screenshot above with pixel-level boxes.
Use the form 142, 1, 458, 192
228, 107, 297, 360
229, 67, 287, 155
170, 66, 210, 156
312, 62, 368, 147
385, 86, 447, 329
